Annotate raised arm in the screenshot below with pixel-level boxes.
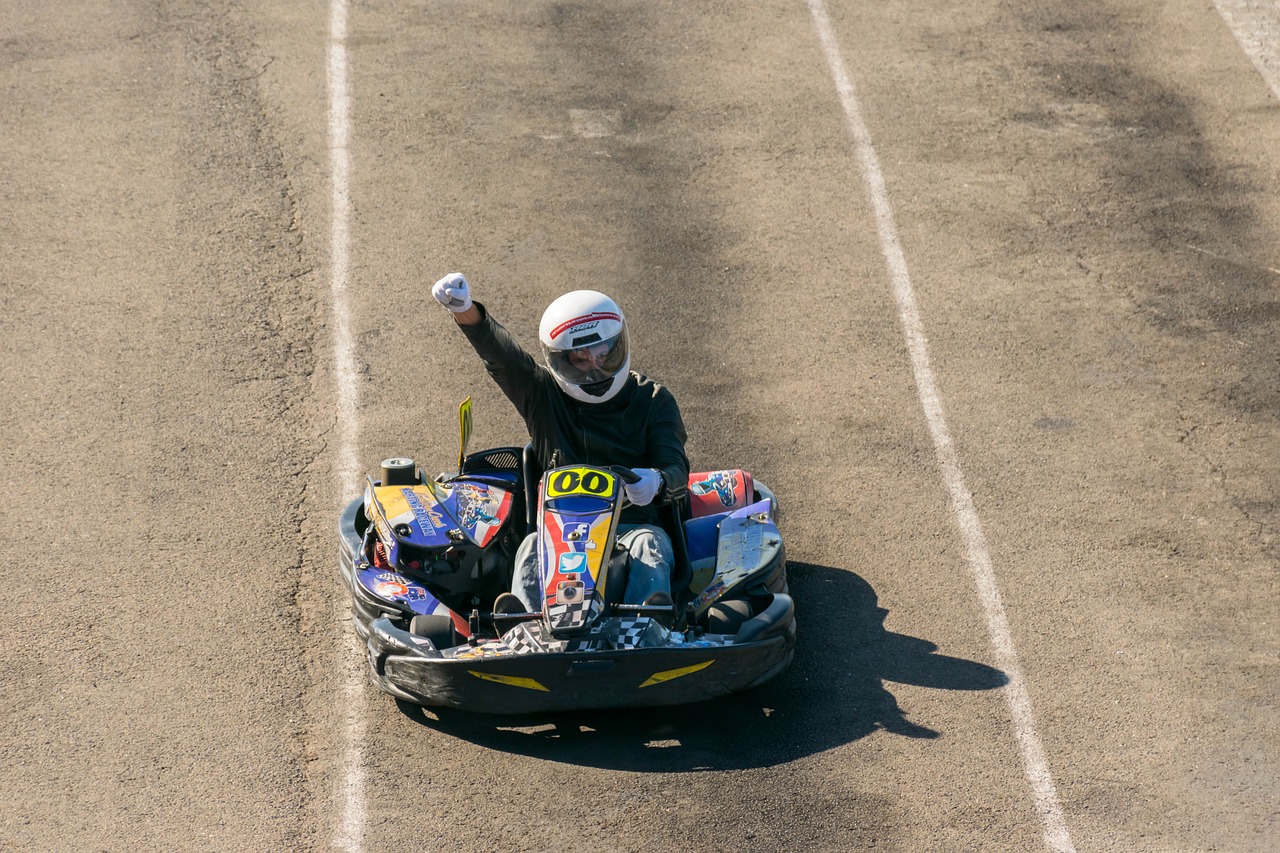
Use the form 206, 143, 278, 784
431, 272, 545, 419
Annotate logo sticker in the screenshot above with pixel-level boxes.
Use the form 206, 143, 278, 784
457, 485, 498, 529
373, 572, 427, 601
557, 580, 585, 604
549, 311, 620, 340
562, 521, 592, 542
559, 552, 588, 574
401, 488, 446, 530
691, 470, 738, 507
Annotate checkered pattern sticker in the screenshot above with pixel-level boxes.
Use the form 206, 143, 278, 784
610, 617, 645, 649
500, 620, 568, 655
502, 630, 540, 655
438, 616, 737, 662
446, 639, 514, 660
547, 598, 597, 632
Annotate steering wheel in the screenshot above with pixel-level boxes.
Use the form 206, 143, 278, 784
608, 465, 642, 485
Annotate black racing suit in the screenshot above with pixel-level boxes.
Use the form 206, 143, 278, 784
459, 302, 689, 525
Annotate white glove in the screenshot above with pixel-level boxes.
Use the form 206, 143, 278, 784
432, 272, 473, 313
624, 468, 663, 506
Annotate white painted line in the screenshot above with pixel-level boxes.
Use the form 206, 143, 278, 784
1212, 0, 1280, 104
802, 3, 1076, 851
329, 0, 360, 491
328, 0, 366, 850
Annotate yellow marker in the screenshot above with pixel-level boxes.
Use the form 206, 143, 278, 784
639, 660, 715, 688
544, 466, 618, 499
468, 671, 550, 692
457, 397, 473, 470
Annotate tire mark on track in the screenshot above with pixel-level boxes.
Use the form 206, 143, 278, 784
1007, 0, 1280, 556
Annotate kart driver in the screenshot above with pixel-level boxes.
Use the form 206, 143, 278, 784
431, 272, 689, 617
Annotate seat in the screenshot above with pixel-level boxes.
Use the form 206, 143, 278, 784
521, 442, 542, 530
681, 469, 758, 590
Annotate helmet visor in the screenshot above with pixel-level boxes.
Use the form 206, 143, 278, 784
543, 331, 629, 386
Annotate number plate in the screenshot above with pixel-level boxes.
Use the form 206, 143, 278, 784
544, 467, 618, 499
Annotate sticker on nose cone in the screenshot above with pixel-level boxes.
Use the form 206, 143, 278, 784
545, 467, 617, 498
559, 552, 587, 573
562, 521, 591, 542
557, 580, 585, 604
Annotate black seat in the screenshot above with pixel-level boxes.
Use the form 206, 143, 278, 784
521, 442, 542, 530
663, 492, 693, 600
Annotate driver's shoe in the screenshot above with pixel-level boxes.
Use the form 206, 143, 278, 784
643, 591, 675, 629
493, 592, 525, 615
491, 592, 526, 636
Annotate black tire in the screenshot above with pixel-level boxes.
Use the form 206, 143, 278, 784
736, 593, 795, 644
409, 614, 459, 650
381, 457, 417, 486
705, 598, 753, 634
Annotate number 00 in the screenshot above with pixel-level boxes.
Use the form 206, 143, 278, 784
581, 471, 608, 494
549, 469, 611, 496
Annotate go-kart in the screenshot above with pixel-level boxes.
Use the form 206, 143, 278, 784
337, 399, 795, 713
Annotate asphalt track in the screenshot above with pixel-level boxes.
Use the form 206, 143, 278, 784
2, 1, 1278, 851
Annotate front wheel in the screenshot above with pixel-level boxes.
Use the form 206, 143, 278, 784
409, 614, 459, 651
705, 599, 753, 634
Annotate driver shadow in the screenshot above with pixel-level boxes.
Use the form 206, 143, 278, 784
395, 562, 1008, 771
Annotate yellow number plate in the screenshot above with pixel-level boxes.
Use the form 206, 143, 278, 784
544, 467, 618, 499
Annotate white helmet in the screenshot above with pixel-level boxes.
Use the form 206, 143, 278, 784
538, 290, 631, 403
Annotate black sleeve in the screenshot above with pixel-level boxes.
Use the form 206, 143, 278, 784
648, 388, 690, 501
457, 302, 546, 421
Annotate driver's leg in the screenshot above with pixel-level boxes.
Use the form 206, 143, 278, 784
509, 532, 540, 610
617, 524, 674, 605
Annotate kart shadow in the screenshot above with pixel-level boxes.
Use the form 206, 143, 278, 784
396, 562, 1008, 772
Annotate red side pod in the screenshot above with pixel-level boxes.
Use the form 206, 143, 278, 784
687, 469, 755, 518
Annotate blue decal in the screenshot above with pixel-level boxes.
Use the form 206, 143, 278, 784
691, 471, 738, 507
456, 484, 498, 529
401, 488, 445, 531
559, 552, 588, 574
562, 521, 591, 543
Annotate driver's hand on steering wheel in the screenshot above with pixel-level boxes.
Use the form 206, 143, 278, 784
624, 468, 663, 505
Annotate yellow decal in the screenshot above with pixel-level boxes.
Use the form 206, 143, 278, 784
587, 520, 611, 555
468, 671, 550, 692
372, 484, 444, 527
457, 397, 473, 470
639, 660, 715, 688
545, 467, 617, 499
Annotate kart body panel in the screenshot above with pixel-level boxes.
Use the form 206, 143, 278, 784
338, 451, 794, 713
